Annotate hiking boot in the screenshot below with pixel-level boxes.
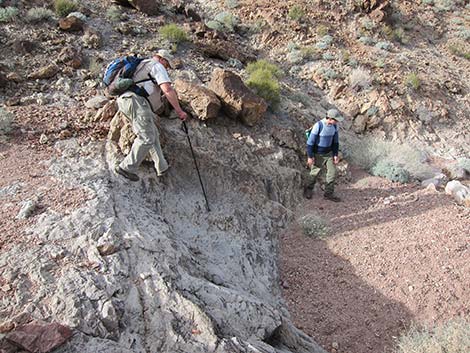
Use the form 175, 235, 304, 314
157, 165, 170, 177
115, 166, 139, 182
324, 193, 341, 202
303, 186, 314, 199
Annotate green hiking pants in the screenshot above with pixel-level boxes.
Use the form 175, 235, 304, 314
306, 152, 337, 195
117, 93, 169, 175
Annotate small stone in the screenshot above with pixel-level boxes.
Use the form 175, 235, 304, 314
97, 243, 119, 256
332, 341, 339, 349
39, 134, 49, 144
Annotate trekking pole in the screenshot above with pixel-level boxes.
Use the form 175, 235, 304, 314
182, 121, 211, 212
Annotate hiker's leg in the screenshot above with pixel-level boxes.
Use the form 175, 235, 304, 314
324, 154, 337, 196
306, 155, 323, 189
118, 95, 162, 173
147, 121, 169, 175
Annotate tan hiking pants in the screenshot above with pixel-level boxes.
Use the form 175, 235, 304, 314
117, 93, 169, 175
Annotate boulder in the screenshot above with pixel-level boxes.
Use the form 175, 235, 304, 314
174, 79, 221, 120
445, 180, 470, 206
353, 114, 368, 133
93, 100, 118, 122
85, 96, 110, 110
28, 64, 59, 80
422, 173, 448, 188
59, 16, 84, 32
5, 322, 72, 353
208, 68, 267, 127
109, 112, 136, 155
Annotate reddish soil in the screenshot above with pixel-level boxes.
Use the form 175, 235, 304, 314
280, 168, 470, 353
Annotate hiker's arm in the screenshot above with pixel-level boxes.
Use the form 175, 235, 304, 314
160, 82, 187, 121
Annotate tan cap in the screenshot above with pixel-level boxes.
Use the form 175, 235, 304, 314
156, 49, 174, 69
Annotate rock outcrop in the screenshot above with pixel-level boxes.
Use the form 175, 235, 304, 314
174, 79, 221, 121
209, 69, 267, 127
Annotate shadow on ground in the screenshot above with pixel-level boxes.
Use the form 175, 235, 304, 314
281, 235, 412, 353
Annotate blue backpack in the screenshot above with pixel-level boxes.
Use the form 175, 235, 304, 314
103, 56, 152, 97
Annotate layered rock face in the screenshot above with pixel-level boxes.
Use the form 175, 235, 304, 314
0, 118, 325, 353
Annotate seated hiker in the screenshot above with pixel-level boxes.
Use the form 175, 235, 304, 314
304, 109, 343, 202
115, 49, 188, 182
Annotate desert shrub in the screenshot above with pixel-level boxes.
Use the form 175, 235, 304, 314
0, 7, 18, 23
361, 17, 375, 31
159, 24, 188, 44
316, 24, 329, 36
288, 5, 304, 21
359, 36, 375, 45
54, 0, 77, 17
246, 69, 280, 107
396, 318, 470, 353
457, 158, 470, 172
224, 0, 239, 9
375, 41, 392, 50
88, 57, 102, 78
317, 67, 338, 80
26, 7, 55, 23
433, 0, 463, 11
448, 40, 470, 60
342, 135, 435, 181
207, 11, 238, 32
375, 58, 386, 68
349, 66, 372, 91
299, 214, 330, 238
302, 46, 322, 61
106, 6, 122, 22
246, 59, 282, 78
371, 160, 410, 183
405, 72, 421, 90
316, 35, 334, 49
0, 107, 14, 136
393, 27, 409, 44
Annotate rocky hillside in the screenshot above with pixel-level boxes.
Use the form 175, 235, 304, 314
0, 0, 469, 352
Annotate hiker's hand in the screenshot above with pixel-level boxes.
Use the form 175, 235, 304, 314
307, 157, 314, 167
177, 110, 188, 121
333, 156, 340, 164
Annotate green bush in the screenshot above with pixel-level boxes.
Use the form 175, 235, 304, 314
54, 0, 78, 17
0, 7, 19, 23
159, 24, 188, 44
299, 214, 330, 238
316, 24, 329, 36
106, 6, 122, 23
246, 59, 282, 78
288, 5, 304, 21
0, 107, 14, 136
396, 318, 470, 353
371, 160, 410, 183
246, 69, 281, 107
26, 7, 55, 23
405, 72, 421, 90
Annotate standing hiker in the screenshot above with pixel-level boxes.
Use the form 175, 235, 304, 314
303, 109, 344, 202
115, 49, 188, 182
